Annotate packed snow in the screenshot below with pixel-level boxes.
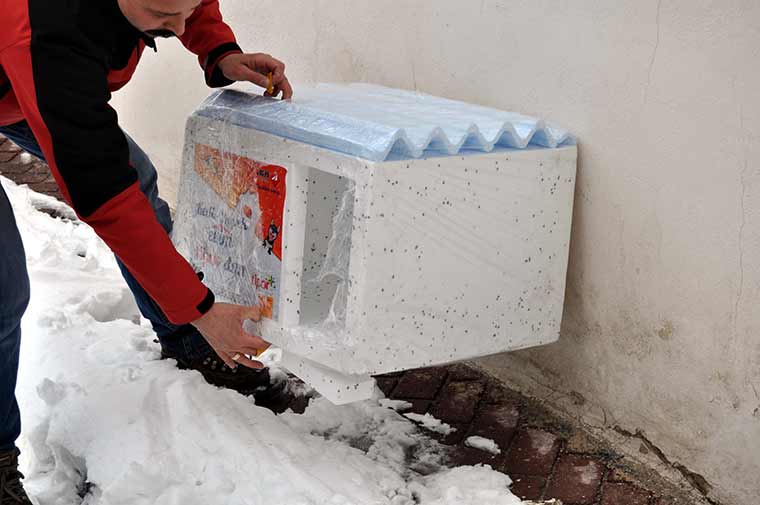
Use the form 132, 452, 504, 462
402, 413, 456, 436
4, 177, 525, 505
379, 399, 413, 412
464, 437, 501, 455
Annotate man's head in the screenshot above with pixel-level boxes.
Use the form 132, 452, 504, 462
117, 0, 202, 38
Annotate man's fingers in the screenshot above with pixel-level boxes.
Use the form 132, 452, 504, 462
238, 343, 271, 357
233, 354, 265, 370
277, 78, 294, 100
265, 81, 289, 99
243, 305, 261, 322
235, 64, 270, 89
239, 318, 269, 347
228, 54, 289, 97
271, 62, 285, 81
258, 54, 284, 76
239, 328, 269, 350
214, 349, 238, 369
259, 55, 285, 92
246, 53, 283, 78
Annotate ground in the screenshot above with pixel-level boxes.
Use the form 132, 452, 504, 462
1, 134, 697, 504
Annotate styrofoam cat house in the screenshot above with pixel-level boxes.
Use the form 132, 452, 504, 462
172, 84, 577, 404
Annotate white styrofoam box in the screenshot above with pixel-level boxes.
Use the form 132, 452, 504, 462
172, 87, 577, 404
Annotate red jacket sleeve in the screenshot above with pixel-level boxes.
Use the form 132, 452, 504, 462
180, 0, 243, 87
1, 35, 214, 324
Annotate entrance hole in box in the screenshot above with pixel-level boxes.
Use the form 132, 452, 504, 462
298, 166, 355, 329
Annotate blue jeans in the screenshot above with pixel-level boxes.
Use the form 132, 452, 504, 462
0, 121, 210, 452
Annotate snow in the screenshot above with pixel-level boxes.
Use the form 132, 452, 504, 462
3, 177, 525, 505
464, 437, 501, 455
402, 413, 456, 436
379, 399, 413, 412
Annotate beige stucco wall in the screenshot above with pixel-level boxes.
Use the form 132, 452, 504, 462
111, 1, 760, 503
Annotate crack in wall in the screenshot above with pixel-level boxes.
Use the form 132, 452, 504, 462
732, 93, 749, 367
612, 426, 720, 505
411, 58, 418, 92
311, 0, 322, 82
643, 0, 662, 105
733, 158, 747, 341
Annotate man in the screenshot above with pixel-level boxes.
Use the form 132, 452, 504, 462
0, 0, 294, 501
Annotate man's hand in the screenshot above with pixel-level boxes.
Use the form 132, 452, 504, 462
191, 302, 269, 369
218, 53, 294, 99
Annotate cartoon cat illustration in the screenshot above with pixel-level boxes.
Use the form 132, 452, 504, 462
263, 219, 280, 255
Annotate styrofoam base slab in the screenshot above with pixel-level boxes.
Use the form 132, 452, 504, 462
280, 351, 375, 405
258, 320, 375, 404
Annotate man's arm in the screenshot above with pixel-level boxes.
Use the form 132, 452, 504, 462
178, 0, 242, 88
179, 0, 293, 98
1, 35, 211, 325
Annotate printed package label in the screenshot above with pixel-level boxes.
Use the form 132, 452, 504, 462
187, 143, 287, 319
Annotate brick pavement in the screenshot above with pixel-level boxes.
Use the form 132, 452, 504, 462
0, 135, 63, 201
377, 363, 694, 504
1, 133, 698, 504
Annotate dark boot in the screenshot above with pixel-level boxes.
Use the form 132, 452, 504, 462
0, 449, 32, 505
159, 332, 288, 405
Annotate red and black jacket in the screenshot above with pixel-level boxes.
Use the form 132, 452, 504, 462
0, 0, 242, 324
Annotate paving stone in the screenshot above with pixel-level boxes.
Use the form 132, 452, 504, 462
430, 381, 485, 424
14, 156, 35, 168
375, 377, 398, 397
652, 497, 680, 505
519, 401, 574, 436
0, 161, 32, 176
509, 475, 546, 501
17, 172, 52, 185
405, 399, 431, 415
27, 161, 52, 175
392, 367, 447, 400
0, 142, 21, 153
500, 428, 560, 476
606, 465, 637, 483
484, 381, 516, 404
35, 178, 61, 189
469, 403, 520, 449
32, 178, 59, 189
654, 496, 694, 505
445, 363, 483, 381
30, 182, 63, 199
601, 482, 650, 505
447, 444, 503, 468
545, 454, 604, 504
0, 151, 19, 163
566, 430, 607, 454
